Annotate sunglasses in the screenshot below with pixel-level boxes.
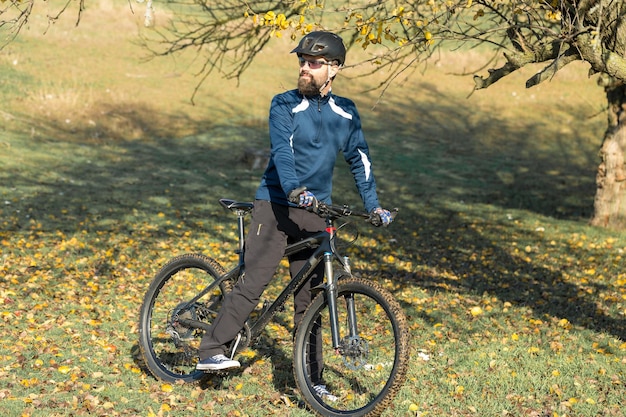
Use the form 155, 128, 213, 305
298, 57, 332, 69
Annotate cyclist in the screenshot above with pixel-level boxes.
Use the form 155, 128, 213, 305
196, 31, 393, 398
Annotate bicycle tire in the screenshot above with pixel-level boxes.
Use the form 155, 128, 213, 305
138, 253, 230, 383
293, 277, 410, 417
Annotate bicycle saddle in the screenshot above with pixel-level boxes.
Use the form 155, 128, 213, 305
219, 199, 254, 212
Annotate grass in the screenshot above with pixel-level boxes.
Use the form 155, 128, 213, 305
0, 2, 624, 417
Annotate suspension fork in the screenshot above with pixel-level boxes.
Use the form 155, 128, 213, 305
323, 217, 359, 349
323, 251, 342, 349
324, 253, 360, 352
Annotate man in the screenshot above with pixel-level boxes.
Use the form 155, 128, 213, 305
196, 31, 393, 397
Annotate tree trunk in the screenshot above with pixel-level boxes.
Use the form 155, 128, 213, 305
591, 81, 626, 228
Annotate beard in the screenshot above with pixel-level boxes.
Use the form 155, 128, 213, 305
298, 73, 321, 96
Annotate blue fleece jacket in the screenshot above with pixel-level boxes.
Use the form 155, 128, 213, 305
255, 89, 380, 213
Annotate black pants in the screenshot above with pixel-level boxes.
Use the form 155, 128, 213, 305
198, 200, 325, 378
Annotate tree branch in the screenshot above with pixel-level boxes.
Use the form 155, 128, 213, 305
0, 0, 35, 48
473, 39, 576, 90
473, 57, 520, 90
525, 46, 581, 88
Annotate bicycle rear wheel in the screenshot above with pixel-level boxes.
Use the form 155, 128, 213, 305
138, 253, 230, 383
293, 277, 410, 417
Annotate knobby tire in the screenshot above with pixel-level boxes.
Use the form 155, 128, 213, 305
138, 253, 230, 383
293, 277, 410, 417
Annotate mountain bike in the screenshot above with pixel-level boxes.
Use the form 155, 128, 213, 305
138, 198, 410, 417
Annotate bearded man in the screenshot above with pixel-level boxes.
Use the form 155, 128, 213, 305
196, 31, 393, 401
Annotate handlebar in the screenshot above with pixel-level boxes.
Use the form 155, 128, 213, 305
288, 187, 398, 226
311, 201, 399, 227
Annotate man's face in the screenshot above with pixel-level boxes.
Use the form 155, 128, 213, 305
297, 54, 336, 96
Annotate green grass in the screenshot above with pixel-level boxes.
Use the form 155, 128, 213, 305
0, 2, 624, 417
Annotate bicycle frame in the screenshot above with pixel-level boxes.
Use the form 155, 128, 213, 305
247, 217, 348, 349
178, 200, 352, 351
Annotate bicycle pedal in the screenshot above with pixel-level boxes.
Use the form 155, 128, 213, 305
199, 369, 233, 377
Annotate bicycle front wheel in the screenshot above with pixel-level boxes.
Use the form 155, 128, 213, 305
138, 253, 230, 383
293, 277, 410, 417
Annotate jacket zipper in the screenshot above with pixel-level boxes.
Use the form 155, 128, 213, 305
314, 98, 322, 143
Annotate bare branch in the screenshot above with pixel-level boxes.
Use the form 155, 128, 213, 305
473, 58, 520, 90
473, 38, 564, 90
0, 0, 35, 48
526, 46, 581, 88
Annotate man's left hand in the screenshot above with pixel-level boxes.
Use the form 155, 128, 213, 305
372, 207, 393, 226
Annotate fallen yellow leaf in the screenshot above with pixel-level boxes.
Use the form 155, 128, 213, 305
470, 306, 483, 317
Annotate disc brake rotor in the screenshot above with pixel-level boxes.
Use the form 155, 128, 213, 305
340, 335, 369, 370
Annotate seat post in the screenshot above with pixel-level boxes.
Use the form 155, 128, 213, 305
235, 210, 247, 264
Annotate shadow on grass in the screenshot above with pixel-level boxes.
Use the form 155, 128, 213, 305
377, 202, 626, 342
3, 89, 623, 357
129, 321, 299, 399
1, 103, 266, 235
363, 81, 600, 220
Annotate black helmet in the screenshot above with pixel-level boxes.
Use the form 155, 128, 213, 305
291, 31, 346, 65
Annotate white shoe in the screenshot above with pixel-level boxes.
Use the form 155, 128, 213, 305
313, 384, 338, 402
196, 354, 240, 371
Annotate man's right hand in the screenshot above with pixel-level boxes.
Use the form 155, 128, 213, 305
288, 187, 317, 207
